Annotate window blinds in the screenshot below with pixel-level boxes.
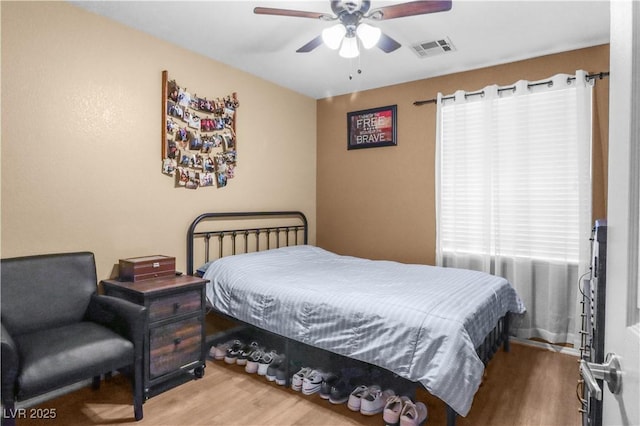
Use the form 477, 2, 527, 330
437, 74, 592, 263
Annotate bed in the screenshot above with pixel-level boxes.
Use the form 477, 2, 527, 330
187, 211, 525, 425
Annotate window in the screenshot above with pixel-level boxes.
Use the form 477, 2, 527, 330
435, 71, 594, 344
437, 75, 592, 264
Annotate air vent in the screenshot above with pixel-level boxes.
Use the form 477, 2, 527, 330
410, 37, 456, 58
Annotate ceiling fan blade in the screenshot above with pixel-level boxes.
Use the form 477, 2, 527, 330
296, 35, 324, 53
377, 32, 402, 53
371, 0, 452, 20
253, 7, 328, 20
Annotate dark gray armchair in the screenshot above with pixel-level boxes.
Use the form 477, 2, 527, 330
1, 252, 146, 425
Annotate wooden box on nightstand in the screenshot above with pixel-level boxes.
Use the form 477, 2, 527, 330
101, 275, 208, 398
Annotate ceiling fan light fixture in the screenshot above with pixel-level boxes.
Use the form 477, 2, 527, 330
356, 23, 381, 49
339, 36, 359, 58
322, 24, 347, 50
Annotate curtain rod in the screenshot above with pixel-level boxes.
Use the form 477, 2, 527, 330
413, 71, 610, 106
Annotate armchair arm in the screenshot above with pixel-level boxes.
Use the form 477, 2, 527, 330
86, 295, 147, 354
1, 322, 19, 404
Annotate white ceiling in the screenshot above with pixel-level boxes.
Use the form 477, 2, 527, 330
69, 0, 611, 99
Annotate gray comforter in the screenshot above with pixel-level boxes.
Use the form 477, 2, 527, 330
202, 245, 525, 416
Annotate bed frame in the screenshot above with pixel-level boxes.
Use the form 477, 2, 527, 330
186, 211, 509, 426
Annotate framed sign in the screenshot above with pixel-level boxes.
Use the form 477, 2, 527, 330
347, 105, 397, 150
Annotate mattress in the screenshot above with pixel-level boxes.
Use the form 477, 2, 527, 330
201, 245, 525, 416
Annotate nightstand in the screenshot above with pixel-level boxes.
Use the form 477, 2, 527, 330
102, 275, 208, 398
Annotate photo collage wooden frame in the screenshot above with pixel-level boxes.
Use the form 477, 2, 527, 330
162, 70, 239, 189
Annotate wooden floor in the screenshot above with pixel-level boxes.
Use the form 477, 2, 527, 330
16, 342, 581, 426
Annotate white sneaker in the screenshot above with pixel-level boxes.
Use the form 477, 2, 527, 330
360, 386, 396, 416
399, 400, 428, 426
245, 349, 263, 374
265, 354, 286, 382
347, 385, 368, 411
302, 370, 329, 395
209, 340, 234, 361
291, 367, 313, 392
257, 350, 277, 376
208, 345, 223, 360
384, 395, 412, 426
236, 341, 259, 366
223, 340, 244, 364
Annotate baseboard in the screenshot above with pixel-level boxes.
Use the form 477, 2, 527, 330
511, 336, 580, 357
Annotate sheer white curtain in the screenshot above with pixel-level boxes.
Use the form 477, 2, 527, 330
435, 71, 593, 346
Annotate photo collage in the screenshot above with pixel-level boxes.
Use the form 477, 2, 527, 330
162, 72, 239, 189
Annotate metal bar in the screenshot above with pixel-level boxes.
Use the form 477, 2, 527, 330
204, 233, 211, 263
192, 226, 303, 238
527, 80, 554, 89
503, 313, 510, 352
284, 338, 291, 387
446, 405, 457, 426
232, 232, 237, 255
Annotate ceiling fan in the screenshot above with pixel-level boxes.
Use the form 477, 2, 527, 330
254, 1, 452, 58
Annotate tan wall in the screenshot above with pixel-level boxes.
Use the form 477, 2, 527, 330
1, 2, 317, 279
317, 45, 610, 265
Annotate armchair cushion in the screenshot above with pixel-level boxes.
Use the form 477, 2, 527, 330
14, 322, 134, 400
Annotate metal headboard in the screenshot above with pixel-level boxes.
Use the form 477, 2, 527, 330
186, 211, 308, 276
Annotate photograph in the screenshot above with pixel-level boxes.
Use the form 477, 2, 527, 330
216, 171, 227, 188
162, 158, 176, 176
176, 167, 188, 186
198, 171, 214, 187
203, 156, 215, 173
223, 133, 235, 150
166, 140, 177, 159
201, 138, 214, 153
189, 134, 202, 151
185, 170, 198, 189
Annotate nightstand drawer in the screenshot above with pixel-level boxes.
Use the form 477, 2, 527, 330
149, 316, 202, 379
148, 289, 201, 322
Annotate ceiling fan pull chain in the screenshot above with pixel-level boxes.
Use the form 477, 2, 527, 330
348, 57, 363, 81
